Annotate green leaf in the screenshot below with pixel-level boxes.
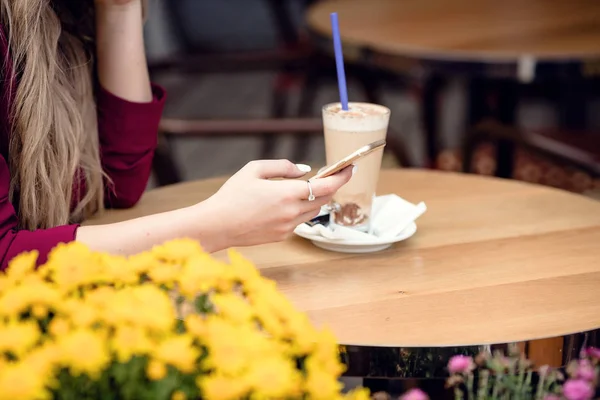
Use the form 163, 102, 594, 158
194, 294, 214, 314
175, 319, 186, 334
151, 367, 181, 400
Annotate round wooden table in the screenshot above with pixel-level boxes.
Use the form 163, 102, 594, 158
85, 169, 600, 369
306, 0, 600, 79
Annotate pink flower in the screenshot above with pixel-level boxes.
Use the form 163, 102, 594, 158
585, 347, 600, 360
576, 360, 597, 382
400, 388, 429, 400
562, 379, 594, 400
448, 355, 475, 374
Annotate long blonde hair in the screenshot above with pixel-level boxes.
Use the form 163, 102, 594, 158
1, 0, 104, 230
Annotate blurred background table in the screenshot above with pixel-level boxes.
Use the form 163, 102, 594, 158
85, 169, 600, 373
306, 0, 600, 174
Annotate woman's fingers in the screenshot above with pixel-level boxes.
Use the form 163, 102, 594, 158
299, 194, 333, 213
300, 166, 353, 199
311, 166, 353, 198
246, 159, 311, 179
293, 208, 325, 228
290, 195, 333, 228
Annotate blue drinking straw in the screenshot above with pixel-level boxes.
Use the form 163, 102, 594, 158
330, 12, 349, 111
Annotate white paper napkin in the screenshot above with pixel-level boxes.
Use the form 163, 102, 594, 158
295, 194, 427, 243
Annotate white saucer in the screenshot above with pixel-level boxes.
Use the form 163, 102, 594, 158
294, 222, 417, 253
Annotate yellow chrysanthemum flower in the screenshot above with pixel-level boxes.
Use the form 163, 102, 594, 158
184, 314, 206, 338
4, 251, 38, 281
0, 239, 366, 400
31, 304, 48, 319
152, 238, 203, 264
305, 351, 346, 383
55, 329, 110, 379
0, 277, 61, 318
211, 293, 254, 325
304, 365, 344, 400
201, 316, 275, 376
227, 250, 261, 283
171, 390, 187, 400
147, 262, 179, 288
21, 342, 60, 378
0, 320, 40, 357
146, 359, 167, 381
0, 362, 51, 400
105, 284, 175, 332
48, 318, 71, 338
197, 374, 250, 400
243, 356, 301, 398
126, 251, 158, 276
177, 254, 233, 298
251, 297, 286, 339
283, 314, 319, 355
343, 388, 372, 400
111, 326, 156, 363
68, 301, 100, 328
310, 328, 347, 376
153, 335, 199, 374
97, 253, 138, 286
82, 286, 116, 313
44, 242, 103, 292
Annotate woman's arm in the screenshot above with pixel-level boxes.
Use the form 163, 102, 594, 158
95, 0, 151, 102
0, 158, 351, 269
75, 201, 226, 255
75, 161, 353, 256
93, 0, 166, 208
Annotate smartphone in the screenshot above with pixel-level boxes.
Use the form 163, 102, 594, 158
312, 139, 386, 179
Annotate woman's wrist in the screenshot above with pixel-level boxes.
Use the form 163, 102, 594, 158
185, 200, 232, 253
94, 0, 142, 13
95, 3, 142, 26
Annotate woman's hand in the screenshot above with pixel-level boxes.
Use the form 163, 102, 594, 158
201, 160, 353, 250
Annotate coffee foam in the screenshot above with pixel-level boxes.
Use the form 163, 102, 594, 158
322, 102, 390, 132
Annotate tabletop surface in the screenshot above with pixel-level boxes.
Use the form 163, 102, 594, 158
306, 0, 600, 61
85, 169, 600, 347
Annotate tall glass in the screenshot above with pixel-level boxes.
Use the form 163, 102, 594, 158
322, 102, 390, 232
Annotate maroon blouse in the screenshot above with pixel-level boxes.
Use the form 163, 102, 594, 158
0, 24, 166, 269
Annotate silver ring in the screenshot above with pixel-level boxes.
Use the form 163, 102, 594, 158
307, 180, 315, 201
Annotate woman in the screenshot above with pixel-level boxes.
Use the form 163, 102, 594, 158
0, 0, 352, 269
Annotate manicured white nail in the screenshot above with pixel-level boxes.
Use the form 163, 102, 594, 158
296, 164, 312, 173
352, 164, 358, 175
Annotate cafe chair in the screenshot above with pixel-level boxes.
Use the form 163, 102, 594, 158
458, 119, 600, 197
149, 0, 313, 183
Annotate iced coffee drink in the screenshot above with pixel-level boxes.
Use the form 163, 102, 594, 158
322, 102, 390, 231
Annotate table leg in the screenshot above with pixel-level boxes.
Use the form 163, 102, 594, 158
526, 338, 564, 367
421, 75, 445, 168
500, 339, 562, 367
467, 78, 518, 178
495, 81, 519, 178
559, 77, 588, 131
